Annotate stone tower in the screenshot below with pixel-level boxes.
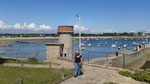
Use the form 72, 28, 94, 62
58, 26, 74, 59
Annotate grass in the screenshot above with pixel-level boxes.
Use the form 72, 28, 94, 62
1, 57, 60, 66
0, 66, 74, 84
103, 82, 118, 84
5, 59, 47, 64
5, 59, 61, 66
0, 44, 13, 47
4, 57, 49, 65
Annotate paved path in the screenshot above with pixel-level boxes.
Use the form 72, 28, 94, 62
61, 64, 145, 84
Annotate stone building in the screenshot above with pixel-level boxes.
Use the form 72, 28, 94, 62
46, 26, 74, 61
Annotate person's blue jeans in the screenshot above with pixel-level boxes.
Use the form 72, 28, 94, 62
74, 62, 81, 76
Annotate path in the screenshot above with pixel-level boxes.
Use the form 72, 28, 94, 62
61, 64, 146, 84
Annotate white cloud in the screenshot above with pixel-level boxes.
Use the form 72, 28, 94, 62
1, 19, 150, 33
39, 25, 52, 30
28, 23, 36, 29
0, 20, 5, 28
74, 25, 88, 32
24, 23, 27, 28
0, 20, 7, 29
0, 20, 12, 29
74, 24, 118, 33
14, 23, 21, 29
0, 20, 53, 33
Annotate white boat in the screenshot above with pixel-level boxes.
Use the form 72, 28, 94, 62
142, 41, 146, 44
123, 44, 127, 48
81, 47, 86, 50
98, 44, 101, 47
132, 42, 138, 46
105, 42, 108, 45
80, 43, 84, 46
118, 47, 121, 50
97, 43, 102, 46
88, 43, 92, 47
132, 42, 136, 44
111, 44, 116, 48
115, 42, 118, 44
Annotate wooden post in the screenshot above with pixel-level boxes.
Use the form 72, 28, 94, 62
123, 54, 125, 69
61, 67, 64, 79
21, 61, 24, 68
49, 61, 51, 68
105, 53, 109, 68
18, 77, 23, 84
16, 53, 18, 63
88, 51, 89, 64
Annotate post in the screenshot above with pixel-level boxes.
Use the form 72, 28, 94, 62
76, 15, 81, 54
116, 52, 118, 56
18, 77, 23, 84
88, 51, 89, 64
16, 53, 18, 63
49, 61, 51, 68
79, 15, 81, 54
123, 54, 125, 69
21, 61, 24, 68
61, 67, 64, 79
105, 53, 109, 68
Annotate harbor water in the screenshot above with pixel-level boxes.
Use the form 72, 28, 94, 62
0, 38, 149, 61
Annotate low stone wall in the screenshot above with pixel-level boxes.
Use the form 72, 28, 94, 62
111, 48, 145, 68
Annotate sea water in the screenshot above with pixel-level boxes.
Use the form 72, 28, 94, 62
0, 38, 149, 61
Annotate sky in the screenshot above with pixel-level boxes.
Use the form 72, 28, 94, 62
0, 0, 150, 34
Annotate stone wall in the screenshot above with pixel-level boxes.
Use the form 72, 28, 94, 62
59, 34, 73, 59
46, 44, 62, 62
112, 48, 145, 68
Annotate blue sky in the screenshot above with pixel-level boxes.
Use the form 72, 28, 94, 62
0, 0, 150, 33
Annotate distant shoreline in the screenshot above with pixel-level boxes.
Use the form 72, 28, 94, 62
0, 36, 149, 40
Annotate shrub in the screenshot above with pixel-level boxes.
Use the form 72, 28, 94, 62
28, 57, 39, 64
131, 71, 150, 83
118, 71, 132, 77
119, 70, 150, 83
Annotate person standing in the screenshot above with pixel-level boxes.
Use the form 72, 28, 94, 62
74, 52, 82, 77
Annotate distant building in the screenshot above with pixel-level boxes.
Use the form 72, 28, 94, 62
137, 32, 143, 36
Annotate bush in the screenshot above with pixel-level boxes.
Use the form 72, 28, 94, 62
119, 70, 150, 83
28, 57, 39, 64
131, 71, 150, 83
118, 71, 132, 77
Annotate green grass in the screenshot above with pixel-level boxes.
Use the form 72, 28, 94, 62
0, 66, 74, 84
6, 60, 60, 66
103, 82, 118, 84
4, 57, 60, 66
6, 60, 48, 64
